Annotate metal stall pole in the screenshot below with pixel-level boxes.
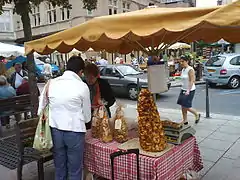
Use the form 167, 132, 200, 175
205, 80, 210, 118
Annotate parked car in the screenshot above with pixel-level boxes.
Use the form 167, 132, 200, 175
203, 53, 240, 88
99, 64, 171, 100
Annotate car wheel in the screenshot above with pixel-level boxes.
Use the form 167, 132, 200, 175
128, 85, 138, 100
209, 83, 217, 88
228, 76, 240, 89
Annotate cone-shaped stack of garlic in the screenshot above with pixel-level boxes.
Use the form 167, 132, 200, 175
137, 89, 167, 152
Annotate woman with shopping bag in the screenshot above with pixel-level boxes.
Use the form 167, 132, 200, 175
36, 56, 91, 180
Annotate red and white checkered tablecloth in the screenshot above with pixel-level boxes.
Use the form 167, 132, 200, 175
84, 131, 203, 180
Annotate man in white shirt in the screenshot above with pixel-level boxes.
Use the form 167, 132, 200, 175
10, 63, 28, 89
38, 56, 91, 180
98, 57, 109, 66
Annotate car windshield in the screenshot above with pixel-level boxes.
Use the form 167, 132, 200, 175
117, 65, 142, 75
205, 56, 226, 67
35, 58, 45, 65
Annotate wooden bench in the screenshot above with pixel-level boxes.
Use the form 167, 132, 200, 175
15, 118, 53, 180
0, 95, 53, 180
0, 94, 32, 119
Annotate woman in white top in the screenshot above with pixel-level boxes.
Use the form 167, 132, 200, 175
177, 55, 200, 125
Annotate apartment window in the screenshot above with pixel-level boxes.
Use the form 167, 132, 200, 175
32, 6, 41, 26
67, 9, 70, 19
0, 10, 12, 32
123, 2, 126, 8
113, 0, 117, 7
122, 1, 130, 13
109, 0, 118, 15
47, 3, 57, 23
61, 8, 71, 20
109, 8, 112, 15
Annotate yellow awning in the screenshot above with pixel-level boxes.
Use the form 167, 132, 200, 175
25, 0, 240, 55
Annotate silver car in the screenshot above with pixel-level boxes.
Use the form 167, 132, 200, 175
99, 64, 171, 100
203, 53, 240, 88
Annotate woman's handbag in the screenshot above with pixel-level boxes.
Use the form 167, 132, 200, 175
33, 81, 53, 151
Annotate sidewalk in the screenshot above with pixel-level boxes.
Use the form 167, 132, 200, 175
1, 106, 240, 180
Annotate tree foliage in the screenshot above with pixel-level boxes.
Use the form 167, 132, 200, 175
0, 0, 97, 116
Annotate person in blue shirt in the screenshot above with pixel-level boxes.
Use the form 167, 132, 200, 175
0, 75, 16, 129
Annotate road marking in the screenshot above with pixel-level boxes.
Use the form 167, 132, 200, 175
219, 90, 240, 95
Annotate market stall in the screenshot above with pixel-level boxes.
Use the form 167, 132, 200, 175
84, 131, 202, 180
24, 1, 240, 180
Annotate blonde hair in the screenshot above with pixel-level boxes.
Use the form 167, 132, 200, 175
0, 62, 7, 76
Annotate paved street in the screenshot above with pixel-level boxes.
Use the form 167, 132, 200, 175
39, 82, 240, 116
118, 84, 240, 116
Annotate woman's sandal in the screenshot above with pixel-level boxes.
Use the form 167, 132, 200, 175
195, 114, 201, 124
184, 122, 189, 125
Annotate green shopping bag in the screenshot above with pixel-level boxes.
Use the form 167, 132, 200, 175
33, 104, 53, 151
33, 81, 53, 151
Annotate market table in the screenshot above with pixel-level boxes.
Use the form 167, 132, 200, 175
84, 130, 203, 180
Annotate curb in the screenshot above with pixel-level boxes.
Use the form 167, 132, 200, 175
170, 81, 206, 88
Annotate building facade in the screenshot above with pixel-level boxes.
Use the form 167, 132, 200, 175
14, 0, 195, 43
0, 4, 15, 43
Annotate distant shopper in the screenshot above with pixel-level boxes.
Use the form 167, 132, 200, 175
43, 62, 52, 82
98, 57, 109, 66
10, 63, 28, 89
0, 75, 16, 129
16, 76, 40, 96
177, 55, 200, 125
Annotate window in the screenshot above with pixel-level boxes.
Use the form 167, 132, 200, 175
61, 8, 71, 20
67, 9, 70, 19
109, 9, 112, 15
113, 0, 117, 7
61, 8, 65, 20
230, 56, 240, 66
109, 0, 118, 15
123, 2, 126, 8
105, 68, 121, 77
122, 1, 130, 13
47, 3, 57, 24
0, 10, 12, 32
205, 56, 226, 67
32, 6, 41, 26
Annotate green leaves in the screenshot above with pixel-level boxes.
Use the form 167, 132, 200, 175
82, 0, 97, 11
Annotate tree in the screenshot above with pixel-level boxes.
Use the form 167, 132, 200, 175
0, 0, 97, 116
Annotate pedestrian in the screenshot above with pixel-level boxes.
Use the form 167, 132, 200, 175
43, 60, 52, 83
9, 63, 28, 89
84, 63, 116, 129
177, 55, 200, 125
0, 75, 16, 129
38, 56, 91, 180
16, 76, 40, 96
0, 61, 7, 76
98, 56, 109, 66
